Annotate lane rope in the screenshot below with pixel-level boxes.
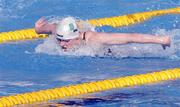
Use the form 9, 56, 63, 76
0, 28, 47, 43
0, 68, 179, 107
88, 7, 180, 27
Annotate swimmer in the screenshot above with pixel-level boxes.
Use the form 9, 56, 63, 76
35, 17, 170, 50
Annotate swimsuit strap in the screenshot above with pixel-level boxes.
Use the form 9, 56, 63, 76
82, 32, 86, 40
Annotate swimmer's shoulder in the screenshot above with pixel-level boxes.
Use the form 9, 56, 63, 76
82, 31, 98, 43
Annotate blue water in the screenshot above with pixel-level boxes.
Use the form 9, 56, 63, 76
0, 0, 180, 106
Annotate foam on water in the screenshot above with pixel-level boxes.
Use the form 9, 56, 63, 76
0, 81, 35, 87
54, 73, 111, 83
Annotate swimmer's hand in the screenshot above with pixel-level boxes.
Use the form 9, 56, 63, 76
35, 17, 55, 34
162, 43, 170, 50
162, 36, 171, 50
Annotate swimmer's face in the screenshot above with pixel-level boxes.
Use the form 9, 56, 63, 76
58, 39, 70, 49
58, 38, 80, 50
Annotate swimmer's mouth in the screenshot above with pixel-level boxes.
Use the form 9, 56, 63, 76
61, 45, 68, 50
61, 46, 67, 49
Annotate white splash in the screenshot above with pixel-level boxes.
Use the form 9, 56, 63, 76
0, 81, 34, 87
155, 29, 180, 59
54, 73, 110, 83
35, 35, 63, 55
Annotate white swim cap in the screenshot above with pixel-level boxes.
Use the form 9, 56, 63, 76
56, 17, 79, 40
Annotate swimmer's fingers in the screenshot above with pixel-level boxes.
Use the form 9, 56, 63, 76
35, 17, 48, 26
37, 17, 46, 24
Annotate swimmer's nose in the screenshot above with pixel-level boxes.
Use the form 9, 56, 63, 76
59, 41, 65, 46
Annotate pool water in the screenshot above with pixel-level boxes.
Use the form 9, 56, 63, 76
0, 0, 180, 106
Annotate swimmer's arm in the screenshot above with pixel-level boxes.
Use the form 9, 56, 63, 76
88, 31, 166, 45
88, 32, 137, 45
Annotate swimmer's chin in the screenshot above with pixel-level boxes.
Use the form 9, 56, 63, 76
60, 45, 80, 52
